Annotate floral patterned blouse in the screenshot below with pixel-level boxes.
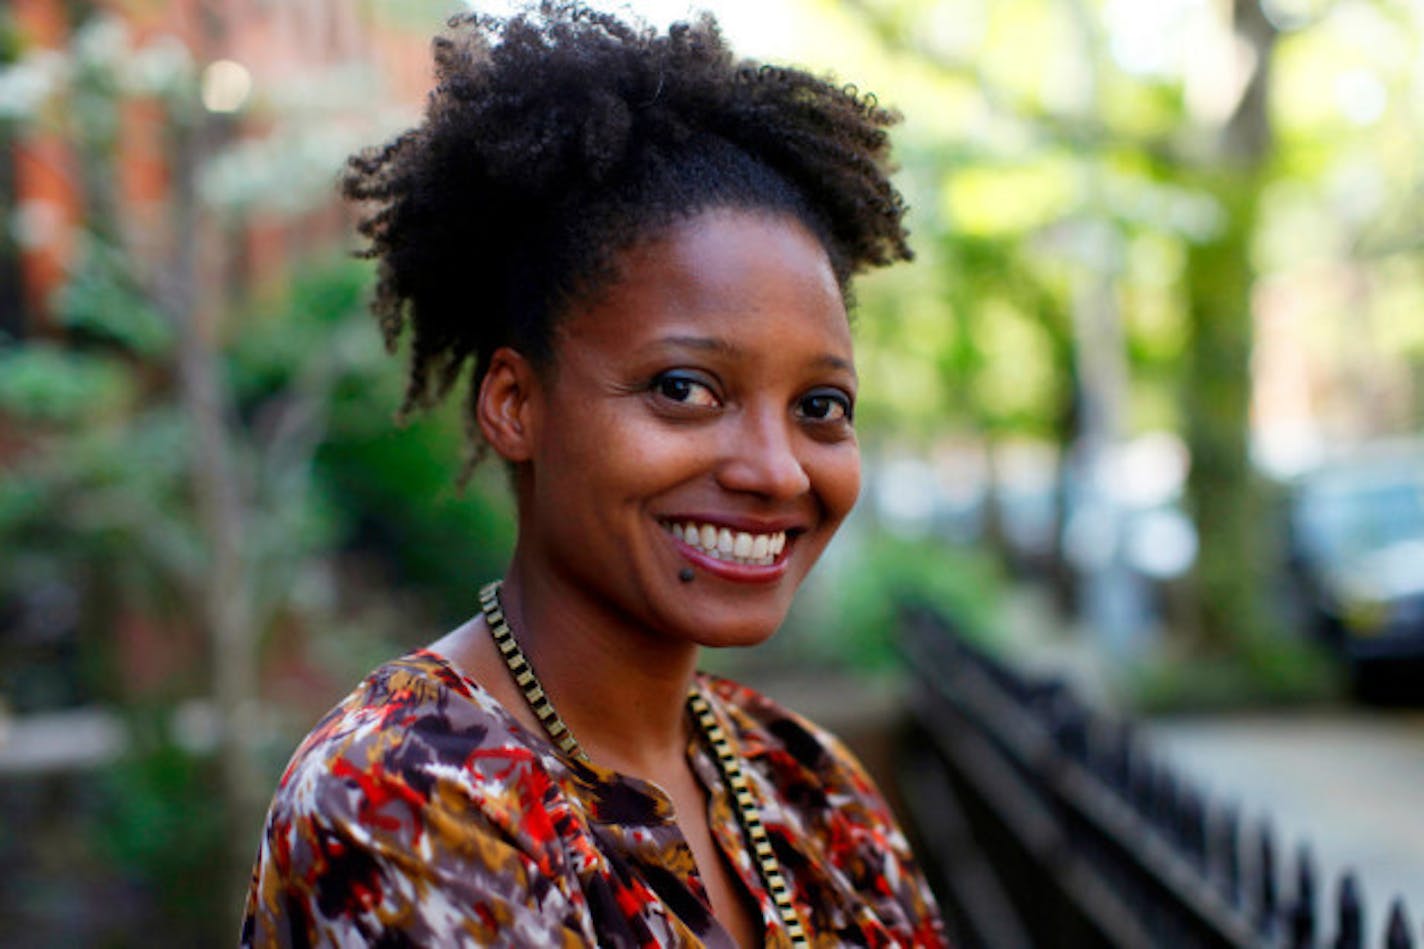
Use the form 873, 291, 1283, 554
242, 650, 946, 947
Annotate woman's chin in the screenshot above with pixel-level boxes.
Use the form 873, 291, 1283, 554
696, 627, 781, 651
648, 590, 794, 652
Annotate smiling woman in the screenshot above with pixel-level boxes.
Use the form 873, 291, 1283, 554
241, 3, 944, 946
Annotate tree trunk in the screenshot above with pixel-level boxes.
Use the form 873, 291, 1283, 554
1182, 0, 1277, 653
164, 82, 263, 920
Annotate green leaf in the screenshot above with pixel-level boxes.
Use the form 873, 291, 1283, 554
52, 240, 174, 357
0, 343, 133, 424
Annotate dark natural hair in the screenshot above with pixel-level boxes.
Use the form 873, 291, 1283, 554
342, 1, 911, 468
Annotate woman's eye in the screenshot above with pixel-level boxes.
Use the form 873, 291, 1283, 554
798, 390, 853, 423
652, 372, 719, 408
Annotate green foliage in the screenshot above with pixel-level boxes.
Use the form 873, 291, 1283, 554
773, 529, 1006, 674
0, 473, 45, 532
1127, 633, 1342, 713
0, 7, 21, 65
805, 0, 1424, 668
368, 0, 468, 32
945, 157, 1077, 237
0, 343, 134, 424
315, 420, 516, 625
0, 401, 208, 710
53, 238, 173, 356
1, 243, 522, 938
1, 10, 519, 939
227, 257, 377, 399
224, 256, 517, 625
92, 708, 228, 942
0, 238, 520, 695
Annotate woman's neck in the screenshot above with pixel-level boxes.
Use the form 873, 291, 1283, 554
496, 557, 701, 775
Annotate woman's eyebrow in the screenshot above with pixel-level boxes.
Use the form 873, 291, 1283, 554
652, 334, 740, 355
650, 335, 856, 375
813, 353, 856, 375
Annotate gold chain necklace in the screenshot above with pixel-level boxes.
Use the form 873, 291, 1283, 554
478, 581, 809, 947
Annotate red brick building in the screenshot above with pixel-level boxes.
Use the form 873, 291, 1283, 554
4, 0, 431, 334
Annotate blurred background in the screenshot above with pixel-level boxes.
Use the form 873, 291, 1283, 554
1, 0, 1421, 944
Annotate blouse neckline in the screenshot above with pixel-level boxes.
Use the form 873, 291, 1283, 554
413, 647, 726, 819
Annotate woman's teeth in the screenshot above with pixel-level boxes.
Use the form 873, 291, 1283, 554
665, 521, 786, 566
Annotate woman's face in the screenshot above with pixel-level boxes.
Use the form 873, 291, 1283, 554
515, 208, 860, 648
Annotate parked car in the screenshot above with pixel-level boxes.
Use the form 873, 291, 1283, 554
1283, 441, 1424, 700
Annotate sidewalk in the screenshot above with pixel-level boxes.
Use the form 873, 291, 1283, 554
992, 581, 1424, 943
1148, 711, 1424, 945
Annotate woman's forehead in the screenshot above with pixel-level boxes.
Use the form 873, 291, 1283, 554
556, 209, 852, 363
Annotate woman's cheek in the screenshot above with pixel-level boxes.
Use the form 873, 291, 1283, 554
817, 441, 862, 528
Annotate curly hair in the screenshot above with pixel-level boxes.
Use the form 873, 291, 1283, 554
342, 1, 911, 467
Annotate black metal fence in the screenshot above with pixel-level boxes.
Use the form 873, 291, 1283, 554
895, 605, 1420, 949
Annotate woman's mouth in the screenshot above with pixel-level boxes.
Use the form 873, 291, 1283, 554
659, 520, 787, 567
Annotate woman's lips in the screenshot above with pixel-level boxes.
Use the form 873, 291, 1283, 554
659, 519, 794, 582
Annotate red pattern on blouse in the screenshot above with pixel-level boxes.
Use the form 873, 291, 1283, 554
242, 650, 948, 947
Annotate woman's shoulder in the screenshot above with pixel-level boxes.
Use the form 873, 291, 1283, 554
694, 671, 883, 801
246, 652, 602, 946
269, 650, 558, 828
696, 671, 825, 740
696, 672, 948, 944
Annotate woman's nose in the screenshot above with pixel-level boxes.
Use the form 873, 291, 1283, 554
715, 409, 812, 500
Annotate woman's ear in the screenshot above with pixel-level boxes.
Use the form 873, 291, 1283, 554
476, 347, 541, 463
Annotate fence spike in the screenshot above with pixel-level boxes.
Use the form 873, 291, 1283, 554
1385, 898, 1413, 949
1114, 721, 1134, 793
1218, 800, 1242, 906
1083, 715, 1102, 777
1070, 705, 1092, 762
1288, 843, 1316, 949
1258, 820, 1278, 935
1180, 783, 1207, 866
1333, 872, 1362, 949
1176, 782, 1194, 848
1131, 753, 1154, 814
1048, 691, 1086, 760
1155, 765, 1180, 834
1192, 787, 1210, 863
1090, 716, 1118, 783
